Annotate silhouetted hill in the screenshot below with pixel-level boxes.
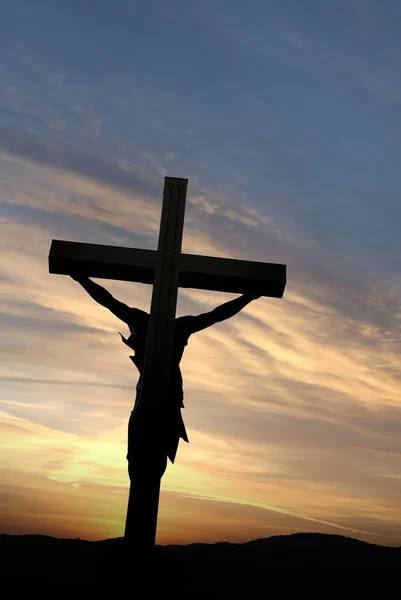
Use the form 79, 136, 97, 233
1, 532, 399, 594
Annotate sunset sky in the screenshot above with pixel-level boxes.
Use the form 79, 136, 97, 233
1, 0, 401, 547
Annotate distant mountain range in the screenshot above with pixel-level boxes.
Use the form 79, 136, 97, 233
1, 532, 399, 593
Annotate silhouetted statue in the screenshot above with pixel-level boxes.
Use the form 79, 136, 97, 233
71, 275, 260, 482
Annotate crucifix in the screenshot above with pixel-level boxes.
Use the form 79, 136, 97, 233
48, 177, 286, 548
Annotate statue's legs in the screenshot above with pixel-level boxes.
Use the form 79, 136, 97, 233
124, 408, 167, 547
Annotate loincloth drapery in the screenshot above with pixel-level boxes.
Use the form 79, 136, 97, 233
127, 395, 188, 466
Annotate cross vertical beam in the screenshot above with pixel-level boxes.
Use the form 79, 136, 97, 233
124, 178, 187, 546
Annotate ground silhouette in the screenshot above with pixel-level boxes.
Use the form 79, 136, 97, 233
1, 532, 399, 594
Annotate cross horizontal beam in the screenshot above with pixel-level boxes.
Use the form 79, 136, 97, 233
49, 239, 286, 298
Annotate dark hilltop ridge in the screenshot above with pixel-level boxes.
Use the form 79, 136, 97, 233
1, 532, 400, 593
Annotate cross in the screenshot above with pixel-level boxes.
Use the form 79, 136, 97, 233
48, 177, 286, 548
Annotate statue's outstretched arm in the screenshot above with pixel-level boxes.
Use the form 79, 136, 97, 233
71, 275, 131, 323
185, 293, 260, 334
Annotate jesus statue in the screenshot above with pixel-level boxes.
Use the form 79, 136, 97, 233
71, 275, 260, 484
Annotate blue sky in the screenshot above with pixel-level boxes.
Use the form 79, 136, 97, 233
1, 0, 401, 545
4, 0, 401, 276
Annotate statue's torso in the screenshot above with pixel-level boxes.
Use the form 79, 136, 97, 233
120, 309, 193, 461
121, 311, 191, 400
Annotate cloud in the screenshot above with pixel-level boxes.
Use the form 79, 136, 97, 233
3, 415, 171, 543
0, 128, 161, 199
0, 306, 99, 335
0, 136, 278, 251
2, 404, 399, 544
0, 376, 135, 390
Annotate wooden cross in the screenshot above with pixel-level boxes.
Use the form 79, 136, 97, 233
48, 177, 286, 547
